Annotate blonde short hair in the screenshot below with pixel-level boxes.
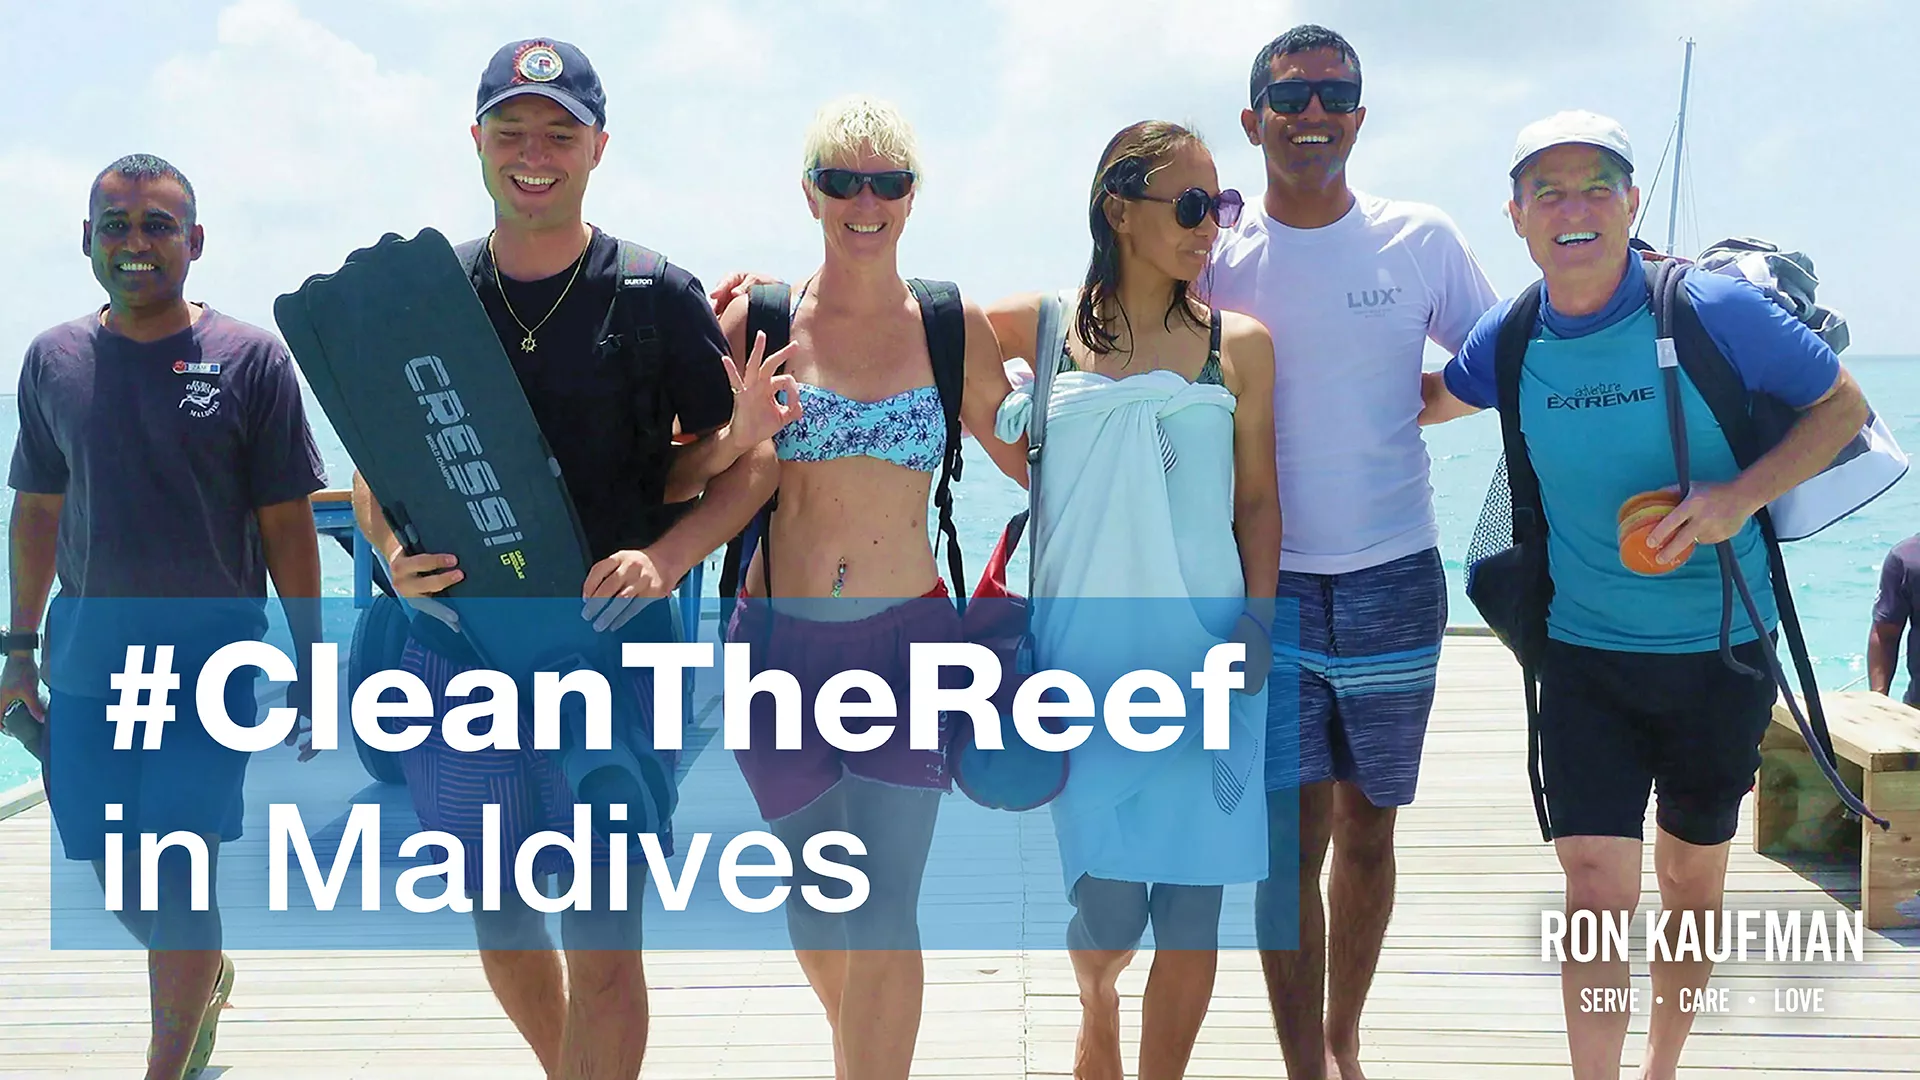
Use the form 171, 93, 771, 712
801, 94, 922, 187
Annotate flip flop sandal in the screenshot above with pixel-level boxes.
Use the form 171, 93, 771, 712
185, 953, 236, 1076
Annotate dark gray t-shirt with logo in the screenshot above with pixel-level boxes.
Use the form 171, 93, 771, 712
9, 307, 327, 692
1873, 535, 1920, 706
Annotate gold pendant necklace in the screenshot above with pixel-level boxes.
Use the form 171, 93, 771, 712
489, 233, 586, 353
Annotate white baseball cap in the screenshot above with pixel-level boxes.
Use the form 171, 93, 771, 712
1509, 110, 1634, 178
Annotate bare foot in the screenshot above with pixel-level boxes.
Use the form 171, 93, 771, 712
1074, 998, 1124, 1080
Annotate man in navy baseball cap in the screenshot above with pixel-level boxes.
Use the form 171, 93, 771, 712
356, 30, 785, 1080
476, 38, 606, 128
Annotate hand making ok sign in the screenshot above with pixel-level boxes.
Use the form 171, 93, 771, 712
721, 329, 804, 448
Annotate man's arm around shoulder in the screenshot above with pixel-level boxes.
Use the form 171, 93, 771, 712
1419, 371, 1483, 426
1419, 299, 1508, 426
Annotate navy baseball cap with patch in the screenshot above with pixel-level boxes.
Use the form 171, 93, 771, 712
476, 39, 606, 127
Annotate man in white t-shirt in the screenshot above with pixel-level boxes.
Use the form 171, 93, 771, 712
1205, 24, 1499, 1080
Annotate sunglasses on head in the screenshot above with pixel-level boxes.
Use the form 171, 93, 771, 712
1130, 186, 1244, 230
809, 167, 916, 201
1261, 78, 1362, 115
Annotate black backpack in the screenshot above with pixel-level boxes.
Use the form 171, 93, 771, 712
1465, 257, 1885, 840
715, 278, 970, 608
455, 237, 691, 550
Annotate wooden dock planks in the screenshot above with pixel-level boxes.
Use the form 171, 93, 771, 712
1, 637, 1915, 1077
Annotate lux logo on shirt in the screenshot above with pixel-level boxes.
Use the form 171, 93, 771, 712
1347, 287, 1402, 309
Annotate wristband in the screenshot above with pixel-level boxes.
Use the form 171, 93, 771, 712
2, 630, 39, 654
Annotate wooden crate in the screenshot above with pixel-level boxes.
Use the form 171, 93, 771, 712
1755, 691, 1920, 929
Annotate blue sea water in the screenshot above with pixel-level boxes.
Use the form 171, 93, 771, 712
2, 357, 1916, 790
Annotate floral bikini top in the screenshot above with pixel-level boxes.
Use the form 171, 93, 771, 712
774, 383, 945, 473
772, 285, 946, 474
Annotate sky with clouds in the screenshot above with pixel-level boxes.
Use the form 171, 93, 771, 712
5, 0, 1916, 386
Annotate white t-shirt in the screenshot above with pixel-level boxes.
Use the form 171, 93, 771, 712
1208, 191, 1498, 576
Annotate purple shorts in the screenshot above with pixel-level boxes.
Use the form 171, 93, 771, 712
727, 585, 959, 821
397, 636, 675, 879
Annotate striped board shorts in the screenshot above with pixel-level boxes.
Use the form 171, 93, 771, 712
1266, 547, 1447, 808
396, 634, 674, 883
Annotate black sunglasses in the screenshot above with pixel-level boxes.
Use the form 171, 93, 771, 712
1129, 186, 1244, 230
809, 168, 916, 201
1261, 78, 1363, 115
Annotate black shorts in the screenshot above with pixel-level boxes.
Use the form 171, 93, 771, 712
1536, 637, 1777, 846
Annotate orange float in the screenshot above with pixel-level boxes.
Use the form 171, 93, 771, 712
1617, 503, 1675, 545
1617, 490, 1693, 575
1616, 489, 1681, 526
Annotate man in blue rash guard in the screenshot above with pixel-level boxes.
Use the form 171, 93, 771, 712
1418, 110, 1868, 1080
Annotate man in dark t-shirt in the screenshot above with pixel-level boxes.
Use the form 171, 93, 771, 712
349, 39, 790, 1076
1870, 534, 1920, 706
468, 225, 742, 560
2, 154, 326, 1080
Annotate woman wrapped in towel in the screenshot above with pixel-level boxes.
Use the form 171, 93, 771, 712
985, 120, 1282, 1080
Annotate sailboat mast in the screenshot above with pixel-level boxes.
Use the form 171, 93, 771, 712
1666, 38, 1696, 256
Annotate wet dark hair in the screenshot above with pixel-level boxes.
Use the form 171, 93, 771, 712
89, 153, 197, 226
1248, 24, 1362, 107
1077, 121, 1211, 357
